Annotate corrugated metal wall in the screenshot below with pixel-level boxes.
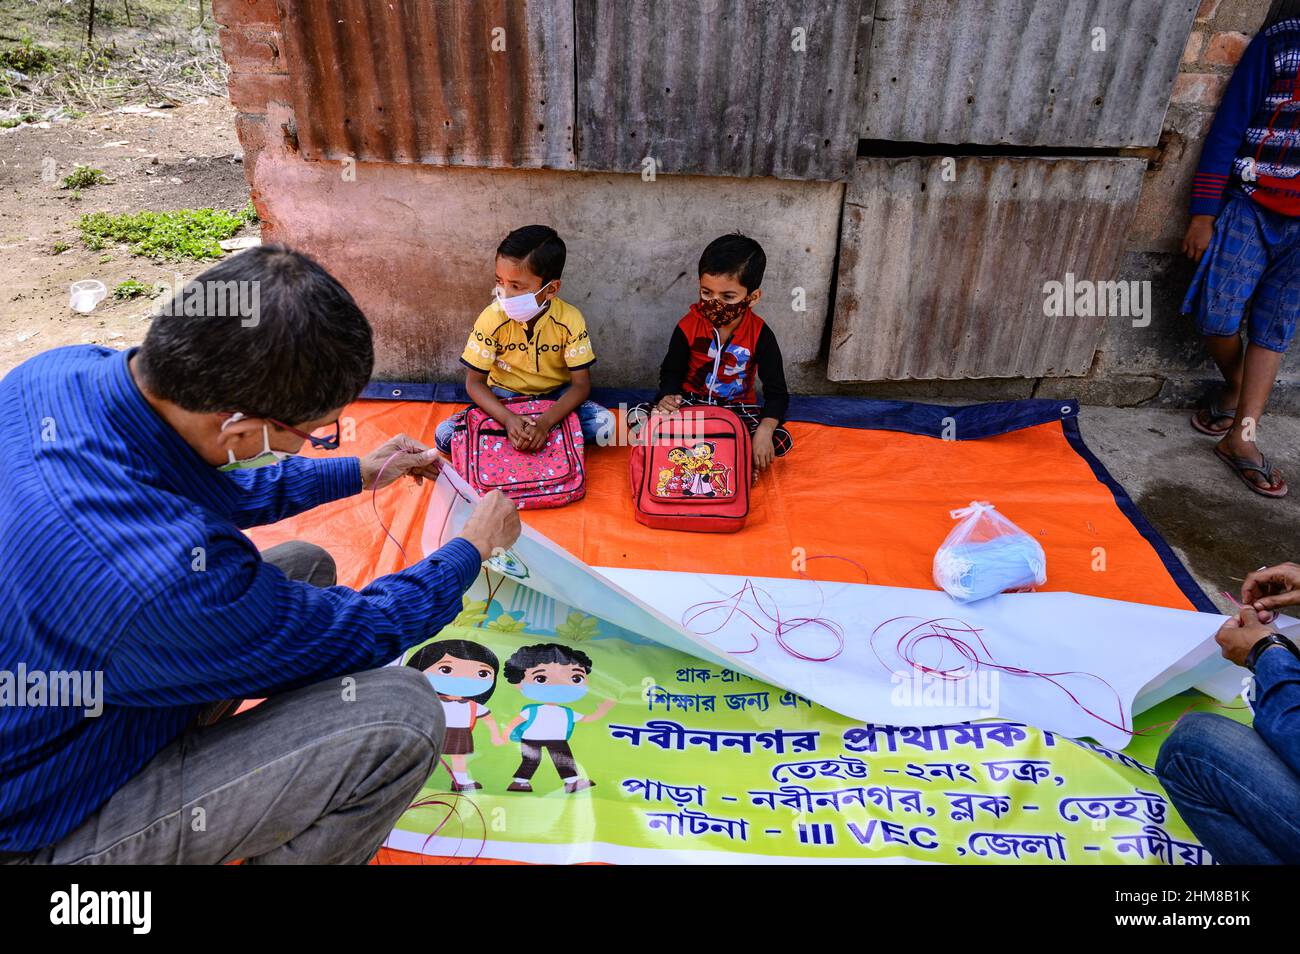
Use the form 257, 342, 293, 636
574, 0, 871, 181
231, 0, 1198, 385
862, 0, 1197, 148
277, 0, 576, 168
829, 156, 1147, 381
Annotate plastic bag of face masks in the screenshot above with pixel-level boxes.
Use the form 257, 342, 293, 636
932, 501, 1047, 603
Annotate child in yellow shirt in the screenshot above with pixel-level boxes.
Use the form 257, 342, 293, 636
435, 225, 613, 454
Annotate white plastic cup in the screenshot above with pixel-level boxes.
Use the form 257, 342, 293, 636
69, 279, 107, 314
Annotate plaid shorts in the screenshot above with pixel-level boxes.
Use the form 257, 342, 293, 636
1182, 190, 1300, 352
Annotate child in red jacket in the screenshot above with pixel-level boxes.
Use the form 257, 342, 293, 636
630, 233, 792, 475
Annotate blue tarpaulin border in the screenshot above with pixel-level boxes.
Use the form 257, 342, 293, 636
361, 382, 1080, 439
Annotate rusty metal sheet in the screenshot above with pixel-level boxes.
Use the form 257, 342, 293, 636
828, 156, 1147, 381
276, 0, 575, 168
862, 0, 1196, 149
575, 0, 871, 181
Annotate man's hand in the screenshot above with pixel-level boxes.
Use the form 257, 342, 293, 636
753, 423, 776, 474
1242, 562, 1300, 623
1215, 605, 1280, 667
653, 394, 685, 416
360, 434, 442, 491
1182, 214, 1215, 261
459, 489, 521, 560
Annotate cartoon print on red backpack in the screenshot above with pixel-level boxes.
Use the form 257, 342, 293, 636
630, 404, 751, 532
685, 441, 726, 497
656, 447, 691, 497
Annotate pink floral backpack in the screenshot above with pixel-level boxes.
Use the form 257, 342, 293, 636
449, 396, 586, 510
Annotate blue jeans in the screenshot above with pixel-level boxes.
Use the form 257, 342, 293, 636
434, 385, 614, 453
1155, 712, 1300, 864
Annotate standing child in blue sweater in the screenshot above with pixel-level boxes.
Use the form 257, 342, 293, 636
1183, 16, 1300, 498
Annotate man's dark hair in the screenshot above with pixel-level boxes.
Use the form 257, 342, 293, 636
407, 639, 499, 705
497, 225, 566, 284
504, 643, 593, 684
698, 232, 766, 293
136, 244, 374, 424
1268, 0, 1300, 25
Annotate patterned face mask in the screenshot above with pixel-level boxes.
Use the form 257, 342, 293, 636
699, 294, 751, 328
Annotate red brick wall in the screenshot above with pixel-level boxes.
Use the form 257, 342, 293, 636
1171, 0, 1254, 108
1126, 0, 1273, 252
213, 0, 290, 219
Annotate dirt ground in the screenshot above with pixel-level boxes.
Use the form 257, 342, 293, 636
0, 96, 249, 373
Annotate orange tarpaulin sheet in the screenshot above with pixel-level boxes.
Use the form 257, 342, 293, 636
243, 398, 1203, 866
248, 400, 1198, 611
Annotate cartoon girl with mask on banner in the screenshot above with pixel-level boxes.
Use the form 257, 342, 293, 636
406, 639, 503, 792
502, 643, 615, 794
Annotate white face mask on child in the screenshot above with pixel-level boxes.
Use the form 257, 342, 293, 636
494, 282, 554, 323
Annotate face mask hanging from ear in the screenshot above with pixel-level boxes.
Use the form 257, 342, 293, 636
218, 413, 292, 472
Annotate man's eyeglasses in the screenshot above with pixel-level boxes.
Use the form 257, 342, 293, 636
269, 418, 342, 451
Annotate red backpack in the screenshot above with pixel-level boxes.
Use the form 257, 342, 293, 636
449, 396, 586, 510
629, 405, 751, 532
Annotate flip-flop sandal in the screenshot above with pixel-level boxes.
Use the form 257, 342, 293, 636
1191, 401, 1237, 437
1214, 446, 1289, 498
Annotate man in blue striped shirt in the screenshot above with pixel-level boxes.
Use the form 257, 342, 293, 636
0, 245, 519, 863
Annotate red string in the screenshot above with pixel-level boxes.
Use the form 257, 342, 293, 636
679, 557, 1148, 739
382, 756, 487, 866
1140, 698, 1251, 736
680, 556, 870, 660
677, 553, 1144, 740
681, 577, 846, 661
371, 449, 410, 563
870, 615, 1134, 737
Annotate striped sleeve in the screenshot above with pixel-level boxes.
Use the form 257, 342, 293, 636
107, 536, 484, 705
1190, 31, 1272, 217
222, 456, 362, 529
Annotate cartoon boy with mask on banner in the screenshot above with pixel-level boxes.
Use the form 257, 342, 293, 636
502, 643, 615, 794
